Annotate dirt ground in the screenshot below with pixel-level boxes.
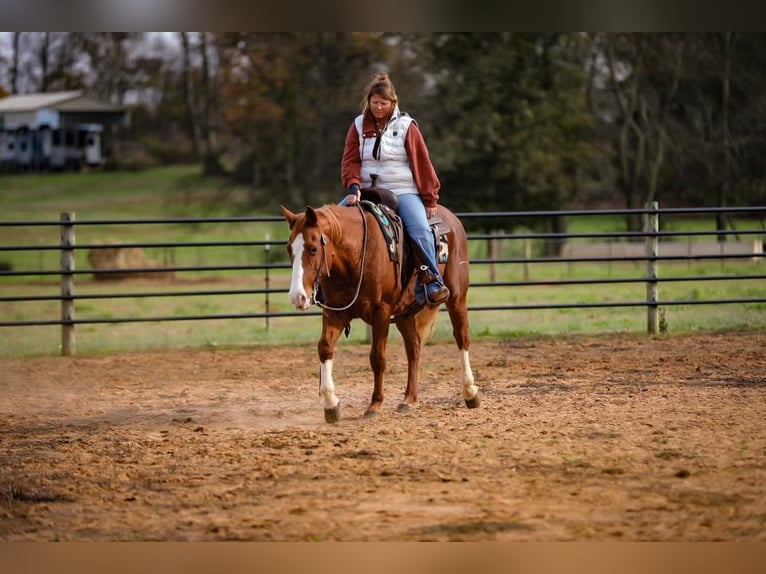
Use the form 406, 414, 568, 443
1, 331, 764, 541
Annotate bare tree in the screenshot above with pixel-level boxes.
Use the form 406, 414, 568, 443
601, 33, 685, 231
10, 32, 20, 93
198, 32, 221, 174
179, 32, 202, 158
39, 32, 50, 92
718, 32, 733, 236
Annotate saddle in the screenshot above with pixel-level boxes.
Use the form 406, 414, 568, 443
359, 178, 451, 318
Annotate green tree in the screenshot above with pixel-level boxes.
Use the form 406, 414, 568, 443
402, 33, 599, 241
215, 32, 391, 210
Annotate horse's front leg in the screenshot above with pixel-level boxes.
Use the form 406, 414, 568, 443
318, 314, 346, 423
362, 311, 391, 419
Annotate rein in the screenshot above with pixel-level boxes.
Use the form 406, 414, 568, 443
312, 203, 368, 312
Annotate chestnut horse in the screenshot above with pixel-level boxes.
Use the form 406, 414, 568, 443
280, 202, 480, 423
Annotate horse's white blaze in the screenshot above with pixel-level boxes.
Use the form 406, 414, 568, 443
288, 234, 311, 310
319, 359, 339, 410
460, 349, 479, 400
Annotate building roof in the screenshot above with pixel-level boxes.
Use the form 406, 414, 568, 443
0, 91, 125, 113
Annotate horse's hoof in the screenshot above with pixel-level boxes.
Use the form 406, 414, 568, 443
361, 410, 380, 420
465, 393, 481, 409
324, 404, 342, 423
396, 403, 414, 414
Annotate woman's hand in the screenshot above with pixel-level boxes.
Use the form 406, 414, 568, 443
426, 206, 438, 219
346, 183, 361, 205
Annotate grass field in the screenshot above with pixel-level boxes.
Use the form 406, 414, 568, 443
1, 165, 764, 356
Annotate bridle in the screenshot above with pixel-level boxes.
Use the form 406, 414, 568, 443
310, 202, 368, 312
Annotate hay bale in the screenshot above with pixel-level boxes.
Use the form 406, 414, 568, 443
87, 240, 174, 281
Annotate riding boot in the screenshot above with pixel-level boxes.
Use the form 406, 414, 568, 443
410, 239, 450, 305
418, 264, 450, 305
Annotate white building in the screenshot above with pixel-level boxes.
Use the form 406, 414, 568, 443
0, 91, 128, 172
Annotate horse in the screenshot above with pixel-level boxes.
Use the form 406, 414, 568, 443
280, 200, 480, 423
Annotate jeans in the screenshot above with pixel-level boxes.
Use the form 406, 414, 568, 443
340, 191, 442, 280
396, 193, 441, 279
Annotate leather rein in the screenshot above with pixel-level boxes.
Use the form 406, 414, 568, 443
311, 202, 368, 312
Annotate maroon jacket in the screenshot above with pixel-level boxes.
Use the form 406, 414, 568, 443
340, 109, 441, 208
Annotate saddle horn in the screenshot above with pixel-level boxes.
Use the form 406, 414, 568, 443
360, 173, 398, 211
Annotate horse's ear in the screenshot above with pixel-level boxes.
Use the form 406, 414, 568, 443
280, 205, 298, 229
305, 206, 319, 227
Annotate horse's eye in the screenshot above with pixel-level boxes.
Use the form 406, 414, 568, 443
309, 246, 319, 255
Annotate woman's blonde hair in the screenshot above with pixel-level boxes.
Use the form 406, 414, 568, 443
361, 72, 398, 112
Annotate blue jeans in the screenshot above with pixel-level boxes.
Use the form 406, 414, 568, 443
340, 192, 442, 281
396, 193, 441, 280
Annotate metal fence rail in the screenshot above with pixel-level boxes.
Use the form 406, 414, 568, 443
1, 204, 764, 355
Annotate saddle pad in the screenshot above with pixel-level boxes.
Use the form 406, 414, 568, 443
361, 200, 399, 261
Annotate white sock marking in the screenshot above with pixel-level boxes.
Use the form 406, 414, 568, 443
320, 359, 339, 409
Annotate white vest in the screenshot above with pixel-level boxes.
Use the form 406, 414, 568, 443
355, 108, 419, 196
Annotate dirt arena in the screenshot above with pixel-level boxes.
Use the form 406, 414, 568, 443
1, 332, 764, 541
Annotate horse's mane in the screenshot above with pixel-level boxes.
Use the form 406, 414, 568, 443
315, 204, 345, 243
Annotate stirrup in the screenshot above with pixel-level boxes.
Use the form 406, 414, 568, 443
426, 282, 450, 305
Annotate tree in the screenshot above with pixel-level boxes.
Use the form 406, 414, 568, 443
10, 32, 20, 93
402, 33, 599, 241
4, 31, 763, 214
668, 33, 766, 214
594, 33, 687, 231
215, 32, 391, 209
78, 33, 144, 104
198, 32, 220, 175
179, 32, 202, 159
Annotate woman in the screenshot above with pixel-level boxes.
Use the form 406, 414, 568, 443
340, 72, 449, 305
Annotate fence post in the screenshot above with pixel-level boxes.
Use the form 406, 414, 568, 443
60, 212, 76, 355
523, 237, 531, 281
489, 230, 502, 283
264, 233, 271, 332
644, 202, 659, 335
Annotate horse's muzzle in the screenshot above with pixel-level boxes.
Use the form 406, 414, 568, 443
290, 291, 311, 311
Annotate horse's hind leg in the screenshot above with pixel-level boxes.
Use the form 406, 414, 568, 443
395, 316, 423, 413
362, 312, 391, 419
446, 298, 480, 408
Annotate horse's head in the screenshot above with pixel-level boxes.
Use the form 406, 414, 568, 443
281, 205, 326, 311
